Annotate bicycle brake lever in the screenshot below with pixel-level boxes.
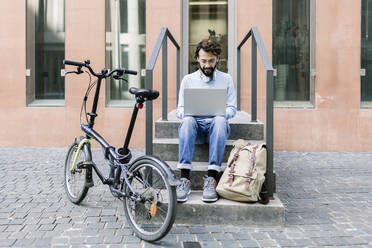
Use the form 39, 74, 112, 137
65, 71, 77, 75
65, 70, 84, 75
113, 75, 127, 81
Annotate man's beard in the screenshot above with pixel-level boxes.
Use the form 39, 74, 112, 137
199, 64, 217, 78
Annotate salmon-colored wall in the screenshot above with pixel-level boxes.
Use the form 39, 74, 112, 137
0, 0, 369, 152
0, 0, 179, 149
238, 0, 368, 152
275, 0, 363, 151
146, 0, 181, 121
237, 0, 272, 131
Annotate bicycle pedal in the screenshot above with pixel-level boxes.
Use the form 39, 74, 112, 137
85, 180, 94, 188
104, 177, 114, 185
77, 161, 93, 169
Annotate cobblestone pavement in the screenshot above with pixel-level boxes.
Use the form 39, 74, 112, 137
0, 147, 372, 247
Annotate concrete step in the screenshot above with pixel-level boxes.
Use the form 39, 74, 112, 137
155, 110, 264, 140
166, 161, 227, 190
153, 138, 264, 163
175, 191, 285, 226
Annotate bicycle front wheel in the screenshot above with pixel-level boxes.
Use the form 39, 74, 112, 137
122, 159, 177, 241
64, 141, 90, 204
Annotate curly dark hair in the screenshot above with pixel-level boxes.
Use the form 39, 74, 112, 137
194, 38, 222, 59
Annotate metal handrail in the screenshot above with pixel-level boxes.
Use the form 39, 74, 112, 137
237, 27, 275, 197
145, 27, 180, 155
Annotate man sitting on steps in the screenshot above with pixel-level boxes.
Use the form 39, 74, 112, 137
176, 38, 237, 203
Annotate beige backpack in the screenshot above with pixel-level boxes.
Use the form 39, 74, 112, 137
216, 139, 267, 202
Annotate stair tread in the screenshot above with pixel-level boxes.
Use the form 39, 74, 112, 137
178, 191, 283, 208
166, 161, 227, 170
156, 110, 263, 124
153, 138, 265, 145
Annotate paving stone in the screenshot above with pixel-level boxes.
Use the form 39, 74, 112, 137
2, 148, 372, 247
257, 239, 279, 247
115, 228, 134, 236
69, 237, 86, 245
5, 224, 24, 232
345, 237, 369, 245
32, 237, 53, 247
39, 224, 56, 231
26, 230, 46, 239
55, 217, 71, 224
104, 235, 123, 244
122, 235, 142, 243
204, 226, 224, 233
194, 241, 218, 248
275, 239, 297, 247
9, 231, 28, 239
86, 222, 105, 229
231, 232, 253, 240
250, 232, 270, 240
24, 217, 40, 225
168, 226, 188, 235
220, 240, 241, 247
195, 233, 214, 241
101, 209, 117, 216
8, 218, 25, 225
39, 218, 55, 224
213, 233, 234, 241
51, 237, 69, 245
293, 238, 315, 246
54, 223, 73, 232
105, 221, 122, 229
123, 244, 143, 248
189, 225, 209, 234
223, 226, 240, 233
178, 234, 197, 242
238, 239, 260, 248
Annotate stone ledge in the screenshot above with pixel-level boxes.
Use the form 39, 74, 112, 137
175, 192, 284, 226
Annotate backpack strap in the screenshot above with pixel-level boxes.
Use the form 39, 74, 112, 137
227, 147, 241, 186
244, 145, 258, 189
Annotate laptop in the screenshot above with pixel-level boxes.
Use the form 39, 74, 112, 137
184, 88, 226, 116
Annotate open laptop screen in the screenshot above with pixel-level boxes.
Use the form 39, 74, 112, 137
184, 88, 226, 116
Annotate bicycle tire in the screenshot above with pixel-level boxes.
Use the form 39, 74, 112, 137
122, 158, 177, 241
64, 141, 90, 204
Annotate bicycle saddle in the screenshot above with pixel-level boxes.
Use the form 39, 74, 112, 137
129, 87, 159, 101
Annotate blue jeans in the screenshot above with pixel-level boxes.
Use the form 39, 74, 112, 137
178, 116, 230, 172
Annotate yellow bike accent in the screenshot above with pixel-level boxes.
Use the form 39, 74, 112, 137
71, 138, 91, 171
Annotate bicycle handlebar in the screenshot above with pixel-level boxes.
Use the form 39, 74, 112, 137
122, 68, 137, 75
63, 60, 85, 67
63, 59, 137, 78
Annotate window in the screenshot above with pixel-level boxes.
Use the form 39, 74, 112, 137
26, 0, 65, 106
273, 0, 314, 104
105, 0, 146, 106
189, 0, 228, 73
362, 0, 372, 103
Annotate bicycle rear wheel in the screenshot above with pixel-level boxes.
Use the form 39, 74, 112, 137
122, 159, 177, 241
64, 141, 90, 204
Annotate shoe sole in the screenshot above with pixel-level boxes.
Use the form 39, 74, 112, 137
177, 191, 191, 203
202, 197, 218, 203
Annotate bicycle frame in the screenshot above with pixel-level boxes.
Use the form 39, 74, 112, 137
70, 74, 178, 201
64, 60, 178, 241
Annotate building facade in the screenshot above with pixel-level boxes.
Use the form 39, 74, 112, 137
0, 0, 370, 152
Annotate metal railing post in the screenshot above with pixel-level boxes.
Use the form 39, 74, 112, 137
251, 37, 257, 122
145, 69, 153, 156
145, 27, 180, 156
266, 69, 275, 196
237, 48, 241, 111
162, 37, 168, 121
237, 27, 275, 197
176, 46, 181, 104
